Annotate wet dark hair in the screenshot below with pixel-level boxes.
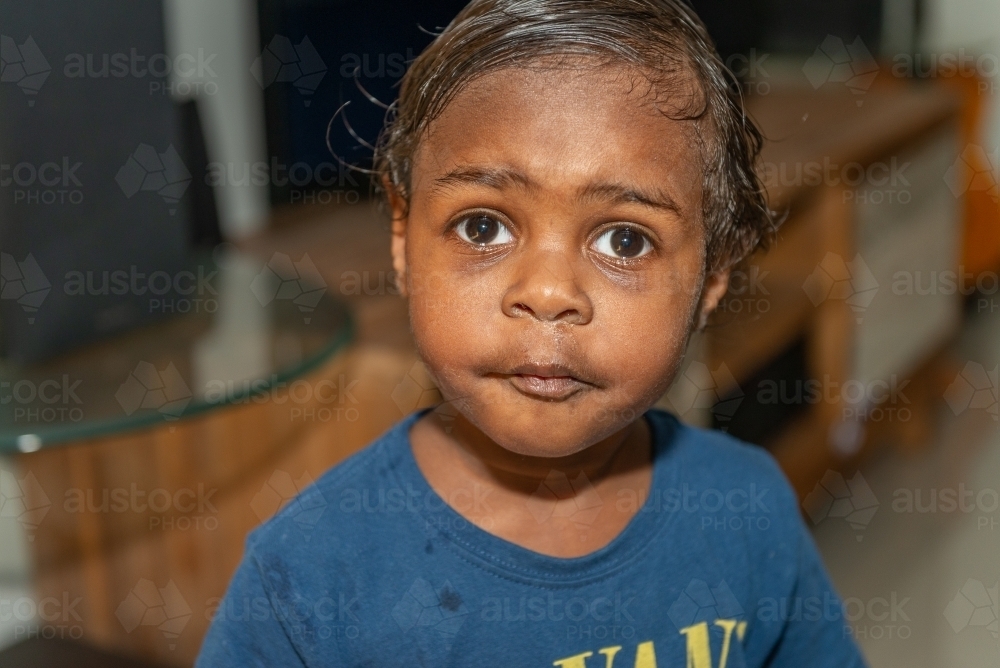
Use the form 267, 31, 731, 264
373, 0, 775, 271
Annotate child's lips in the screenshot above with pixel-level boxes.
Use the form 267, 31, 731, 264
507, 374, 586, 400
500, 362, 594, 400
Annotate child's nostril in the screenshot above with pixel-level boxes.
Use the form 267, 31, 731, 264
557, 309, 583, 324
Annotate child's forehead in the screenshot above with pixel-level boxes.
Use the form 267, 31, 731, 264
411, 64, 705, 210
443, 59, 704, 121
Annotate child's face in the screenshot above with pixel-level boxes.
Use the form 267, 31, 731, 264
390, 64, 729, 457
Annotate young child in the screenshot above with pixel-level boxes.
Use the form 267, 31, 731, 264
199, 1, 867, 665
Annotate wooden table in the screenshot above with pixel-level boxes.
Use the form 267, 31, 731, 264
700, 81, 965, 496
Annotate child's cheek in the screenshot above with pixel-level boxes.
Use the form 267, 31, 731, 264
406, 255, 502, 380
593, 291, 695, 390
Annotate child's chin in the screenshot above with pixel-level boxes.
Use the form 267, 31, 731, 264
494, 436, 593, 459
472, 407, 626, 459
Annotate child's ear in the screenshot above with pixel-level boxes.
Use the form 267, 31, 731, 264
695, 268, 730, 331
384, 176, 409, 297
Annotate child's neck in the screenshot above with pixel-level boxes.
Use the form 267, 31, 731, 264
409, 409, 653, 559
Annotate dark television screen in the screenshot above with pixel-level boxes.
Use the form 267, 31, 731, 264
0, 0, 193, 363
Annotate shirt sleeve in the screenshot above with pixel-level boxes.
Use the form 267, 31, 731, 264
196, 545, 308, 668
764, 517, 869, 668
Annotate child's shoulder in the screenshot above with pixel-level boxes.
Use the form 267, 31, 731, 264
648, 408, 800, 512
244, 415, 415, 554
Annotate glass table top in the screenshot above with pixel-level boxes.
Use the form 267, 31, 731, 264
0, 249, 353, 453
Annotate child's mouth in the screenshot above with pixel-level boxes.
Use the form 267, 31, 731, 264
501, 363, 592, 401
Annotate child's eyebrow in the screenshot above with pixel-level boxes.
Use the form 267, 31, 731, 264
578, 181, 683, 217
432, 165, 682, 217
431, 166, 536, 193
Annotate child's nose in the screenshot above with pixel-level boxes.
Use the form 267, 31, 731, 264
501, 252, 593, 325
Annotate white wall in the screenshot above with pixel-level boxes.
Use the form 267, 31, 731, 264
920, 0, 1000, 148
163, 0, 270, 239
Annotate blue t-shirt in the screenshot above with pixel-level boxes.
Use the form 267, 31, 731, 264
197, 408, 866, 667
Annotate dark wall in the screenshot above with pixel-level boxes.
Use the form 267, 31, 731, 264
257, 0, 469, 203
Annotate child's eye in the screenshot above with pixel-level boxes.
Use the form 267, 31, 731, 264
592, 226, 651, 259
455, 214, 512, 246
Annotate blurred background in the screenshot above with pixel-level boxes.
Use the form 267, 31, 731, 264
0, 0, 998, 665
